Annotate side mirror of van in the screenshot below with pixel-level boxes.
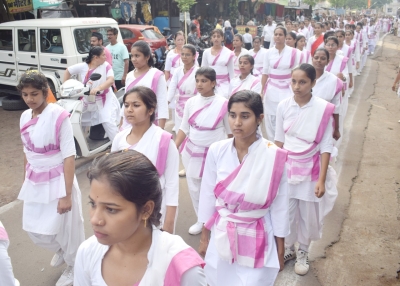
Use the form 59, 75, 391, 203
90, 73, 101, 81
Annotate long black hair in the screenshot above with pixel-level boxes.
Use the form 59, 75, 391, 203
86, 46, 104, 64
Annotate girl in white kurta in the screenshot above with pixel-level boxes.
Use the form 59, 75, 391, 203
198, 90, 289, 286
65, 46, 120, 141
0, 221, 19, 286
261, 26, 300, 141
306, 22, 324, 55
122, 41, 168, 130
345, 30, 360, 96
275, 64, 337, 276
248, 36, 268, 78
168, 44, 199, 132
368, 20, 379, 55
201, 29, 235, 98
112, 86, 178, 234
295, 35, 312, 64
17, 71, 84, 286
356, 23, 368, 73
324, 36, 350, 154
175, 67, 231, 235
312, 48, 343, 146
75, 150, 206, 285
232, 34, 249, 77
229, 54, 262, 97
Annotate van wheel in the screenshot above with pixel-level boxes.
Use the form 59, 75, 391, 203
1, 95, 28, 111
74, 138, 82, 157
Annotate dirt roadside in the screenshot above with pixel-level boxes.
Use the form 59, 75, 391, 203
313, 35, 400, 285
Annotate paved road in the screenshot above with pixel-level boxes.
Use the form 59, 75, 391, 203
0, 36, 387, 285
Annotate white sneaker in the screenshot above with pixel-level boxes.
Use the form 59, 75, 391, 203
50, 249, 65, 267
15, 279, 20, 286
284, 247, 296, 263
188, 222, 203, 235
179, 169, 186, 177
56, 266, 74, 286
295, 250, 309, 275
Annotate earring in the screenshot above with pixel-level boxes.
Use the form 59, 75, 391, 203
144, 217, 147, 228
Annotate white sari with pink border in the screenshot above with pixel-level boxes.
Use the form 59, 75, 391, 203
180, 96, 228, 179
204, 140, 287, 268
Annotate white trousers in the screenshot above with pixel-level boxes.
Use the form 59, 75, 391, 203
0, 240, 16, 286
174, 113, 182, 134
285, 198, 321, 248
102, 121, 119, 142
368, 43, 376, 54
335, 92, 349, 152
264, 115, 276, 141
360, 51, 368, 71
186, 177, 202, 219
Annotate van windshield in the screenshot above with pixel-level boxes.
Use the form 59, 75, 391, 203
74, 27, 111, 54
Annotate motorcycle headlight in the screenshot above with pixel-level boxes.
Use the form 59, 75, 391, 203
69, 88, 84, 97
61, 87, 73, 97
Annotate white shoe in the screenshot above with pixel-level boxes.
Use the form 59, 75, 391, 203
284, 247, 296, 263
179, 169, 186, 177
15, 279, 20, 286
294, 250, 309, 275
50, 249, 65, 267
188, 222, 203, 235
56, 266, 74, 286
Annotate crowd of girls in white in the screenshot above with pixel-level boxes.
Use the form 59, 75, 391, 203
3, 20, 371, 285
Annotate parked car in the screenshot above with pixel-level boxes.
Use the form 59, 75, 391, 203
0, 17, 123, 108
119, 24, 167, 52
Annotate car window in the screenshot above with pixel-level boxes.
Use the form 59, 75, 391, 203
74, 27, 112, 54
18, 29, 36, 52
0, 29, 13, 51
141, 29, 163, 40
120, 28, 135, 39
40, 29, 64, 54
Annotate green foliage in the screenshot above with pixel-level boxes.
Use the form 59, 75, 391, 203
370, 0, 392, 8
345, 0, 368, 9
329, 0, 345, 8
175, 0, 197, 12
302, 0, 319, 7
229, 0, 240, 23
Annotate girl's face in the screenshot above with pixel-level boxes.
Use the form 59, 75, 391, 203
123, 92, 153, 126
325, 40, 338, 55
286, 22, 292, 30
297, 37, 306, 50
211, 32, 223, 46
336, 32, 344, 44
339, 23, 344, 29
293, 23, 299, 30
291, 69, 315, 98
285, 35, 296, 47
239, 57, 253, 75
345, 32, 353, 41
175, 35, 185, 48
253, 39, 261, 50
233, 36, 243, 48
312, 50, 329, 70
89, 178, 150, 246
229, 102, 262, 140
274, 29, 286, 45
21, 85, 47, 112
356, 26, 361, 33
314, 25, 322, 35
181, 48, 195, 65
131, 47, 150, 69
195, 74, 216, 96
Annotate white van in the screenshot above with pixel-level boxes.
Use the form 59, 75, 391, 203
0, 18, 123, 108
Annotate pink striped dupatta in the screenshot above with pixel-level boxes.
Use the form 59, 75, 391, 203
284, 98, 335, 185
205, 139, 287, 268
180, 96, 228, 178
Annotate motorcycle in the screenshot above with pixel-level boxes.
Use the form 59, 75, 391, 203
154, 46, 167, 71
55, 72, 124, 158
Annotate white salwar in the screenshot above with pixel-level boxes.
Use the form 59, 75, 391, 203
180, 95, 230, 220
201, 47, 235, 98
262, 45, 300, 141
74, 228, 206, 286
198, 137, 289, 286
275, 96, 337, 248
167, 66, 199, 132
111, 125, 179, 229
19, 104, 84, 266
232, 48, 249, 77
67, 62, 120, 141
248, 48, 268, 77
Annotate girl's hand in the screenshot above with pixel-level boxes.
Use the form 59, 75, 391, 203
278, 251, 284, 272
349, 80, 353, 89
90, 87, 101, 96
333, 129, 341, 140
314, 181, 326, 198
356, 63, 359, 70
336, 72, 344, 80
392, 85, 397, 92
57, 195, 72, 214
198, 239, 209, 258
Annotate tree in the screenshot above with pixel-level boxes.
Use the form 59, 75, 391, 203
369, 0, 392, 8
175, 0, 197, 42
0, 0, 14, 23
329, 0, 345, 8
302, 0, 319, 7
229, 0, 239, 24
344, 0, 368, 9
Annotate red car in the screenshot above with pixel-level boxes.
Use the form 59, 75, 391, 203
119, 24, 167, 52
